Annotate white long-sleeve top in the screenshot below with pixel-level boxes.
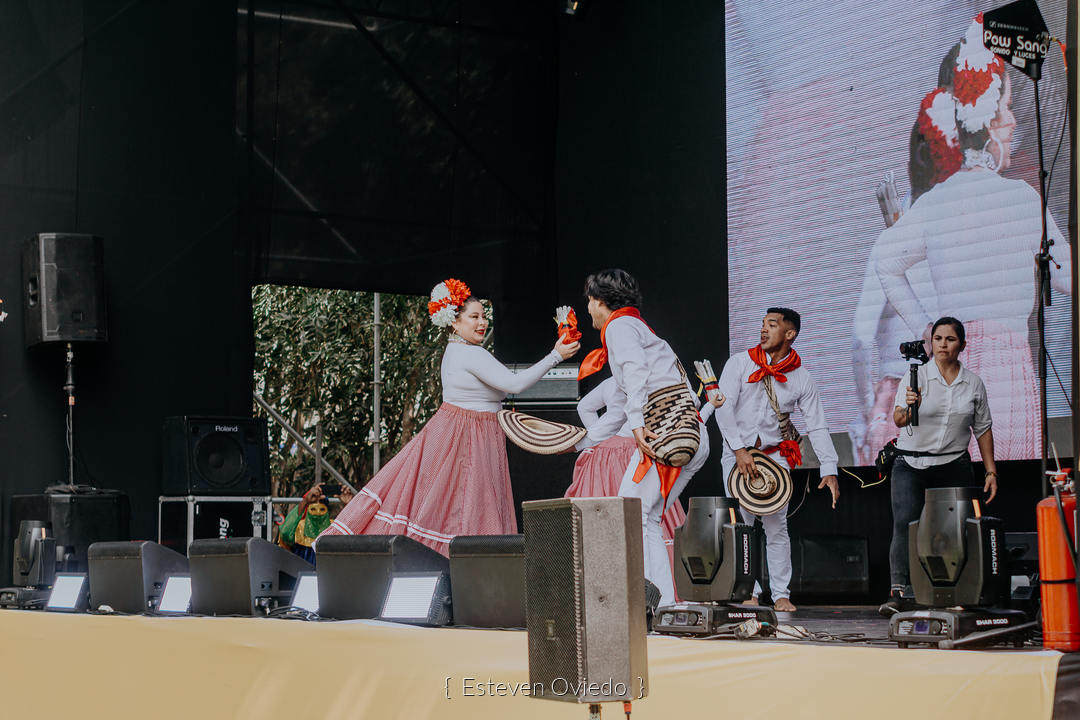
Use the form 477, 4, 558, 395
712, 350, 838, 477
604, 314, 699, 430
440, 342, 562, 412
576, 378, 631, 449
875, 169, 1071, 338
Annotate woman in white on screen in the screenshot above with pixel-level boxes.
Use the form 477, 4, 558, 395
319, 278, 580, 556
564, 376, 697, 572
874, 14, 1072, 461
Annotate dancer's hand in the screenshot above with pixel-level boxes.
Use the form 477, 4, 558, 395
708, 393, 726, 408
818, 474, 839, 509
554, 336, 580, 360
632, 427, 658, 460
734, 448, 758, 478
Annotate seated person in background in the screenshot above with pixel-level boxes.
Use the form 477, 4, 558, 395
278, 482, 355, 565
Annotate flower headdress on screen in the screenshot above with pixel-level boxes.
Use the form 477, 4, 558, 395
428, 278, 472, 328
917, 14, 1006, 181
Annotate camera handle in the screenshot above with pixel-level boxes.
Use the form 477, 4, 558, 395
907, 361, 920, 427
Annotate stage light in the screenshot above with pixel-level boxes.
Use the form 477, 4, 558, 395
88, 541, 189, 613
0, 520, 56, 609
656, 496, 775, 636
188, 537, 312, 616
564, 0, 581, 15
377, 572, 452, 626
291, 572, 319, 613
157, 575, 192, 614
889, 488, 1033, 648
46, 573, 89, 612
315, 534, 448, 620
449, 534, 525, 628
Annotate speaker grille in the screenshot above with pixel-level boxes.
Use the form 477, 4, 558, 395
524, 504, 584, 697
193, 431, 245, 488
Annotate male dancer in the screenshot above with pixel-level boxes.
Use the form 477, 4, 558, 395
579, 269, 710, 605
712, 308, 840, 612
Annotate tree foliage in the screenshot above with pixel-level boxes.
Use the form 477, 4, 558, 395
252, 285, 447, 498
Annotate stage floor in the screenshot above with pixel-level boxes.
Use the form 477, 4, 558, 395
0, 605, 1075, 720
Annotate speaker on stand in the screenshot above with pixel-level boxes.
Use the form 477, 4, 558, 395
22, 232, 108, 491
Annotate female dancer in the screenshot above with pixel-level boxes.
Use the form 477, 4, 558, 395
320, 278, 579, 555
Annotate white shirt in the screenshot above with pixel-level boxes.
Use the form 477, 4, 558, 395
604, 314, 698, 430
440, 342, 562, 412
575, 378, 632, 450
712, 350, 839, 477
893, 360, 992, 469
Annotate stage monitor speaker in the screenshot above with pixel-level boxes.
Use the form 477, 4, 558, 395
449, 534, 525, 628
162, 416, 270, 495
522, 497, 647, 704
22, 232, 107, 347
315, 534, 449, 620
88, 541, 189, 614
790, 534, 870, 596
9, 492, 130, 582
188, 537, 311, 616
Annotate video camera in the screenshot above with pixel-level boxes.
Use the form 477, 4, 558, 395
899, 340, 929, 364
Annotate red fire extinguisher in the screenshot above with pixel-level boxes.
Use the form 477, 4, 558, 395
1037, 477, 1078, 651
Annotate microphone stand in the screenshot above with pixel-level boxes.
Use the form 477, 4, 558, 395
1031, 63, 1059, 497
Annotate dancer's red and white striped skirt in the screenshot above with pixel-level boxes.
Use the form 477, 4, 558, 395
319, 403, 516, 556
565, 435, 687, 568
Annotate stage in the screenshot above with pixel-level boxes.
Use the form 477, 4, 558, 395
1, 606, 1075, 719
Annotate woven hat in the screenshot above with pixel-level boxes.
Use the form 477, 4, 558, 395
726, 449, 792, 516
497, 410, 586, 455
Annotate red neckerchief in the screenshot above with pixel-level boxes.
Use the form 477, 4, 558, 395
577, 307, 650, 380
747, 345, 802, 467
747, 345, 801, 384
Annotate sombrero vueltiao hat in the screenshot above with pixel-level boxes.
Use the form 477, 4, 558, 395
726, 449, 793, 516
497, 410, 586, 455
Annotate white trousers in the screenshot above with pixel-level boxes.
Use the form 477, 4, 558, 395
618, 427, 710, 606
722, 455, 792, 600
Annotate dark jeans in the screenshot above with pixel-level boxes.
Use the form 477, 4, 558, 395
888, 452, 976, 587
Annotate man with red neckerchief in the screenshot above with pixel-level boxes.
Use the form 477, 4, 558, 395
712, 308, 840, 612
580, 269, 711, 607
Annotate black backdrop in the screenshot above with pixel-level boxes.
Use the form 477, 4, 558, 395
0, 0, 1072, 596
0, 1, 248, 586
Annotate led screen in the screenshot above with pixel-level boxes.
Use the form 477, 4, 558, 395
725, 0, 1071, 463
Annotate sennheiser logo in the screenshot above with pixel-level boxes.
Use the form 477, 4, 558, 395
741, 533, 750, 575
989, 529, 998, 575
214, 425, 239, 433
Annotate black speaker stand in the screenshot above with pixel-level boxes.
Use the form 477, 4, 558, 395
62, 342, 76, 490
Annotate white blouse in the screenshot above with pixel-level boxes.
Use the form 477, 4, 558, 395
893, 360, 992, 469
440, 342, 562, 413
576, 378, 630, 450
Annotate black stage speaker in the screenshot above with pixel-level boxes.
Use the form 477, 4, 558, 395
22, 233, 107, 347
315, 534, 449, 620
162, 416, 270, 495
88, 541, 189, 614
790, 534, 870, 596
522, 497, 647, 704
8, 492, 130, 582
188, 537, 311, 615
449, 534, 525, 628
